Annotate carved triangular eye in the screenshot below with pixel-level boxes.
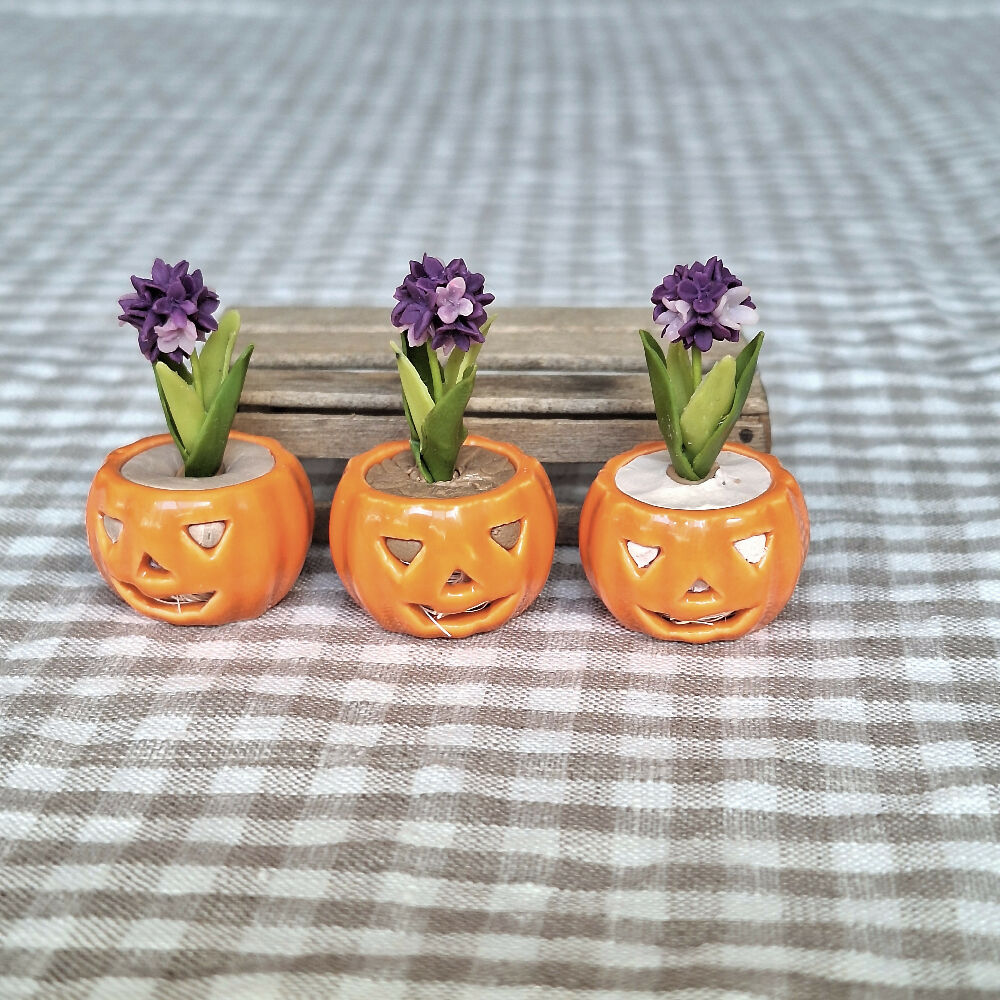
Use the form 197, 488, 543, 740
626, 541, 659, 568
385, 537, 422, 565
103, 515, 123, 543
187, 521, 226, 549
490, 521, 521, 550
733, 533, 767, 564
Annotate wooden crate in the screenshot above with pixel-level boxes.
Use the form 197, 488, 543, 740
233, 307, 771, 545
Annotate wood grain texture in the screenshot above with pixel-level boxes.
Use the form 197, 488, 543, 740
234, 305, 752, 372
240, 368, 769, 417
235, 412, 770, 465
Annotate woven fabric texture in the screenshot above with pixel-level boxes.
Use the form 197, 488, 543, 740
2, 1, 999, 998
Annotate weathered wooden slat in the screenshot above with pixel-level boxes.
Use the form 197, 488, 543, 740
236, 411, 771, 465
236, 305, 747, 372
240, 368, 769, 417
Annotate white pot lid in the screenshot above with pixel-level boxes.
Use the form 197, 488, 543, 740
121, 438, 275, 489
614, 448, 771, 510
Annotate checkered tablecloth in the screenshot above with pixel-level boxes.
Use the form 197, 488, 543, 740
2, 1, 1000, 997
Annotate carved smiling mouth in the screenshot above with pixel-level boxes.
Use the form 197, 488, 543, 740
152, 592, 214, 608
417, 601, 496, 637
659, 610, 739, 625
420, 601, 493, 621
412, 596, 515, 638
646, 608, 747, 627
118, 582, 216, 616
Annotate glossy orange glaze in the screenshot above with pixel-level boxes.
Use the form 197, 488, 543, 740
579, 442, 809, 643
86, 432, 314, 625
330, 436, 557, 638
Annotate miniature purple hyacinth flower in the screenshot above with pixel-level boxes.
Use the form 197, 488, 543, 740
118, 259, 220, 364
652, 257, 757, 351
391, 254, 494, 354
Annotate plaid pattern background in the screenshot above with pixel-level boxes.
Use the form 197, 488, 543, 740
2, 1, 1000, 997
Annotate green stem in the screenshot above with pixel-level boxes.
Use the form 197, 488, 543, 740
163, 357, 193, 384
691, 346, 702, 389
425, 341, 443, 401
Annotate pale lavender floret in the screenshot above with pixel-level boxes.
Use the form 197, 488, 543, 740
712, 286, 758, 333
152, 314, 198, 356
434, 277, 475, 324
656, 298, 692, 342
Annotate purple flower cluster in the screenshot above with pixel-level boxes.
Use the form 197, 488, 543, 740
652, 257, 757, 351
391, 255, 494, 354
118, 259, 219, 364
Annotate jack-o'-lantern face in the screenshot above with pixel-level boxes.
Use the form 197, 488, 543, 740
330, 437, 557, 638
86, 432, 314, 626
579, 442, 808, 643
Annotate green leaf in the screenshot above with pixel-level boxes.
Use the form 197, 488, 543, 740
736, 330, 764, 382
442, 347, 464, 394
190, 349, 204, 405
442, 317, 492, 392
197, 310, 240, 407
153, 367, 188, 460
409, 439, 434, 483
665, 339, 694, 408
182, 345, 253, 477
463, 316, 491, 366
679, 354, 736, 456
639, 330, 697, 480
154, 362, 206, 454
420, 367, 477, 481
425, 340, 444, 400
400, 391, 419, 443
399, 333, 440, 398
391, 342, 435, 442
689, 332, 765, 478
459, 330, 486, 379
398, 393, 435, 483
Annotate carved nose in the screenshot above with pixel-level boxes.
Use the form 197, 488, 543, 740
683, 578, 718, 603
446, 569, 471, 586
141, 553, 170, 575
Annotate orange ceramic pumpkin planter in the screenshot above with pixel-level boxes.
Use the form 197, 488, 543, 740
580, 441, 808, 643
332, 253, 557, 638
90, 260, 314, 625
581, 256, 809, 642
331, 436, 556, 638
88, 431, 313, 626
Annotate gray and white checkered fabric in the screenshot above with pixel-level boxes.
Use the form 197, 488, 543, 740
2, 1, 1000, 997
